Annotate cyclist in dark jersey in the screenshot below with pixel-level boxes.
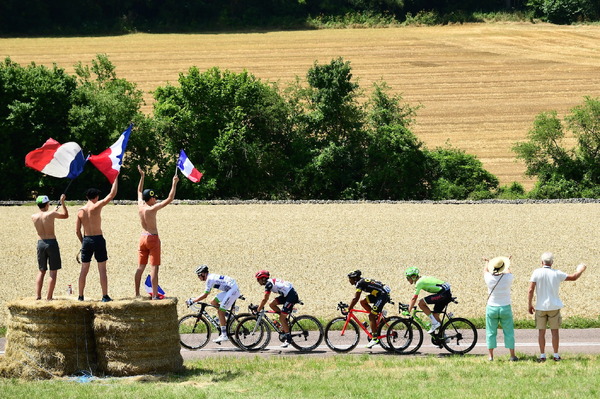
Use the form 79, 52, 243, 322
347, 270, 391, 348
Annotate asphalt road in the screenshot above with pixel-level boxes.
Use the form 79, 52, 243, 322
2, 329, 599, 360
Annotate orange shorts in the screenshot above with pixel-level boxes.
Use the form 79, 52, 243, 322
139, 234, 161, 266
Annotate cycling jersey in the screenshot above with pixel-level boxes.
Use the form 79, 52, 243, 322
204, 273, 237, 293
355, 278, 391, 296
264, 278, 293, 296
413, 276, 450, 296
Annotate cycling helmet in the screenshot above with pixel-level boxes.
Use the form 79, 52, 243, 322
405, 267, 420, 277
255, 270, 270, 279
195, 265, 209, 275
347, 270, 362, 279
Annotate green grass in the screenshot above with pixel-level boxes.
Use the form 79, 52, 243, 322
1, 355, 599, 398
3, 315, 600, 338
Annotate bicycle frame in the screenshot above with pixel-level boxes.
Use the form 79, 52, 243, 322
251, 306, 298, 335
341, 306, 388, 340
188, 301, 241, 329
408, 303, 451, 331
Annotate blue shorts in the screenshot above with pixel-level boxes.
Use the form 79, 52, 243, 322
81, 235, 108, 263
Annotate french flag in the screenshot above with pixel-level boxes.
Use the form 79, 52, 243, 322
144, 275, 166, 299
177, 149, 203, 183
25, 138, 86, 179
88, 124, 132, 183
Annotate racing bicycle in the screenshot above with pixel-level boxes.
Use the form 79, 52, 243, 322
178, 296, 252, 350
386, 297, 478, 355
324, 301, 412, 353
234, 302, 324, 352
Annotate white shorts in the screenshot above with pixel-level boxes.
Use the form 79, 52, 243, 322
215, 286, 241, 311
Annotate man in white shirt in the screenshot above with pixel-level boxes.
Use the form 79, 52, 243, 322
528, 252, 586, 362
187, 265, 241, 343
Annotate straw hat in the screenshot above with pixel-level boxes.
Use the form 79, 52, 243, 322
487, 256, 511, 274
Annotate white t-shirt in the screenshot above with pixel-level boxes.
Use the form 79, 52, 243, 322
529, 266, 568, 311
204, 273, 237, 293
264, 278, 293, 296
484, 273, 513, 307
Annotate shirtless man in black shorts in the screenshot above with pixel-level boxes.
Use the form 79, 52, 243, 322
76, 175, 118, 302
32, 194, 68, 300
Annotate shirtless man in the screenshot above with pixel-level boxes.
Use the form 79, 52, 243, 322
76, 176, 118, 302
134, 165, 179, 299
32, 194, 68, 300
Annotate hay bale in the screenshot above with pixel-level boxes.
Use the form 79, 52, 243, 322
1, 299, 96, 379
92, 298, 183, 376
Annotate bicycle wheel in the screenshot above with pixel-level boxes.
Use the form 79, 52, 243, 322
324, 317, 360, 352
227, 312, 253, 349
387, 318, 423, 354
377, 316, 401, 352
289, 315, 324, 352
440, 317, 478, 355
235, 316, 271, 351
178, 314, 212, 350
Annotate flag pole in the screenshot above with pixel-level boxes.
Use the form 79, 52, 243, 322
54, 178, 74, 210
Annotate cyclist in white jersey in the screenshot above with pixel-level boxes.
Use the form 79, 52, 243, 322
255, 270, 300, 348
186, 265, 241, 343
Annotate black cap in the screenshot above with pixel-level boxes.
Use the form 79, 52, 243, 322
142, 189, 157, 202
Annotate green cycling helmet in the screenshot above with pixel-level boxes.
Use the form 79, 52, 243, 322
405, 267, 420, 277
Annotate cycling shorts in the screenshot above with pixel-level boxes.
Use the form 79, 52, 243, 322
424, 287, 452, 313
275, 288, 299, 314
366, 292, 390, 315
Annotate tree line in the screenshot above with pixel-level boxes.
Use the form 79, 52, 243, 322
1, 0, 599, 36
1, 55, 598, 201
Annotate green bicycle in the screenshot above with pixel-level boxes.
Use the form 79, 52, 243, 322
386, 297, 478, 355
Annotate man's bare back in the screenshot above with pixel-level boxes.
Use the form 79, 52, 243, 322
138, 205, 160, 235
76, 180, 118, 242
77, 203, 105, 236
32, 211, 59, 240
32, 194, 68, 239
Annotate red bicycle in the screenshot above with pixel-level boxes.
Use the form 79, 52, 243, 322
324, 301, 411, 352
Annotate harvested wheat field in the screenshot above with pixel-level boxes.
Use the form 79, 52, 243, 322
1, 202, 598, 327
2, 24, 600, 187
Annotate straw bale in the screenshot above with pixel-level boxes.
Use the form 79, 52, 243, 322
92, 298, 183, 376
2, 298, 97, 379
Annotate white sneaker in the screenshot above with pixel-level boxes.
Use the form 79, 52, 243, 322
427, 321, 441, 334
213, 334, 229, 343
365, 339, 380, 349
280, 341, 290, 348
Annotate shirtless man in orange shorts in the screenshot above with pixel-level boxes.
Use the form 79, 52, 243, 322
134, 165, 179, 299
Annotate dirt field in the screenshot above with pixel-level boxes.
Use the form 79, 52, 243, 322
1, 202, 598, 326
2, 24, 600, 187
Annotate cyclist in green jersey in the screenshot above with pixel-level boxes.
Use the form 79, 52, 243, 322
405, 267, 452, 333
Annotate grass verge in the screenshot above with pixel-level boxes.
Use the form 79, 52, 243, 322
0, 354, 599, 398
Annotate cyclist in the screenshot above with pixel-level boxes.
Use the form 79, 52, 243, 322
186, 265, 241, 343
347, 270, 391, 348
255, 270, 299, 348
405, 267, 452, 334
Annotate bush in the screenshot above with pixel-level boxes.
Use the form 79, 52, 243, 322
496, 182, 527, 199
428, 146, 499, 200
403, 11, 440, 26
527, 0, 596, 24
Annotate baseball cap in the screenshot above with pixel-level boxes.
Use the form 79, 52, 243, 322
142, 189, 157, 202
36, 195, 50, 205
